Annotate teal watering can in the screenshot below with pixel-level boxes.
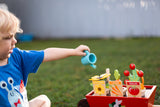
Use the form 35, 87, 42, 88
81, 50, 97, 69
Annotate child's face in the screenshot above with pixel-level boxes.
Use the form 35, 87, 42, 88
0, 33, 17, 60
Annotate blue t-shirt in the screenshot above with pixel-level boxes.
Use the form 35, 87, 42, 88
0, 48, 44, 107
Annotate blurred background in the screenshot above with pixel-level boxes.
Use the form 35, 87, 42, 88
1, 0, 160, 39
1, 0, 160, 106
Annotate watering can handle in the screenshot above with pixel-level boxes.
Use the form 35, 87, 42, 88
84, 50, 90, 55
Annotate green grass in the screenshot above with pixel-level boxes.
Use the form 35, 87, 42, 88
16, 38, 160, 106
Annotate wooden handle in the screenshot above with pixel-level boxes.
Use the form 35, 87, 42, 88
152, 105, 160, 107
148, 103, 160, 107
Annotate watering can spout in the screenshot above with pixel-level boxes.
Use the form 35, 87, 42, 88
90, 64, 96, 69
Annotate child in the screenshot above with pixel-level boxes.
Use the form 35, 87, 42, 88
0, 9, 90, 107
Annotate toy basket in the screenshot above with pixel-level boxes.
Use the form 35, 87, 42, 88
85, 85, 157, 107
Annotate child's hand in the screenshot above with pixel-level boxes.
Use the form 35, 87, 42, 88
74, 45, 90, 56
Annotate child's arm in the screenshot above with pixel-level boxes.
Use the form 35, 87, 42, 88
43, 45, 90, 62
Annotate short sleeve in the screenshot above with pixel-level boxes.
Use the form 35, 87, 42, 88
10, 48, 44, 86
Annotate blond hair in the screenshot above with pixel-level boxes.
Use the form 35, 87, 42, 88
0, 9, 23, 35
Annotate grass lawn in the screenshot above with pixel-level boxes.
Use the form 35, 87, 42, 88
16, 38, 160, 107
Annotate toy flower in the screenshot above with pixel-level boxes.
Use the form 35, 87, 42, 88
94, 84, 106, 95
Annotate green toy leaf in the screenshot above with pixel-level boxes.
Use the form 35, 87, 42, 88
129, 69, 140, 81
114, 69, 120, 80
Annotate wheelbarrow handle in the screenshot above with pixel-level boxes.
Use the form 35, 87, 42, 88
152, 105, 160, 107
148, 103, 160, 107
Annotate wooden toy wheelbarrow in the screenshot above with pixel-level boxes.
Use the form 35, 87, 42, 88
78, 85, 159, 107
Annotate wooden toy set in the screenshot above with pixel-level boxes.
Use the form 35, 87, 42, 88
78, 63, 158, 107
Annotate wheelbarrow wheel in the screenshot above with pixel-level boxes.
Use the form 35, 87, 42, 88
77, 98, 89, 107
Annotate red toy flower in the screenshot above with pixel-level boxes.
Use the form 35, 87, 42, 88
124, 70, 130, 76
137, 70, 144, 77
129, 63, 136, 70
